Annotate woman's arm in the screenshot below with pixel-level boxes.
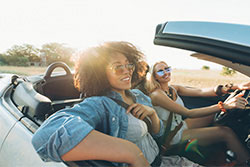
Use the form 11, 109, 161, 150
172, 85, 217, 97
173, 81, 250, 97
150, 89, 247, 118
62, 130, 150, 167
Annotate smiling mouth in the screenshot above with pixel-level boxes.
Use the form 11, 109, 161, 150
121, 76, 130, 82
163, 74, 170, 79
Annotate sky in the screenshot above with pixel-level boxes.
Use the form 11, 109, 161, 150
1, 0, 250, 69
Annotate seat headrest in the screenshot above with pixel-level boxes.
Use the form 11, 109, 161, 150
12, 80, 53, 121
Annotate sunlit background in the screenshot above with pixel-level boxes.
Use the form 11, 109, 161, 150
1, 0, 250, 69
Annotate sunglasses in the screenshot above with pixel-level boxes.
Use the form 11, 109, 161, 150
109, 63, 135, 75
156, 66, 172, 76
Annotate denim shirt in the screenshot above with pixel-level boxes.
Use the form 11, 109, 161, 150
32, 89, 164, 165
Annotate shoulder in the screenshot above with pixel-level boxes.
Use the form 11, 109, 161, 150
131, 88, 145, 96
83, 96, 113, 103
131, 89, 149, 99
150, 88, 164, 99
76, 96, 119, 113
170, 84, 183, 94
131, 89, 152, 105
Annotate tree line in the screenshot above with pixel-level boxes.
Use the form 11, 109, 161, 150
0, 43, 75, 66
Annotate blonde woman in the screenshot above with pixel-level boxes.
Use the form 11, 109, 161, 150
147, 61, 250, 164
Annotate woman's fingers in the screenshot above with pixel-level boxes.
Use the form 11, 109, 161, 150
225, 96, 248, 109
132, 107, 143, 118
127, 104, 151, 120
237, 97, 248, 106
127, 103, 138, 113
234, 97, 248, 109
239, 82, 250, 90
127, 104, 142, 116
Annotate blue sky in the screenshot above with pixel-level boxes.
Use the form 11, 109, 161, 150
1, 0, 249, 69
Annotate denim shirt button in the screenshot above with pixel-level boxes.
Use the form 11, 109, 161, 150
112, 117, 116, 122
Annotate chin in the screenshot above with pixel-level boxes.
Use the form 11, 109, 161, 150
125, 85, 132, 90
166, 76, 171, 81
115, 84, 131, 91
124, 85, 131, 90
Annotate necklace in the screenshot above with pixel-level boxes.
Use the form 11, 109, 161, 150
164, 87, 173, 100
165, 91, 173, 99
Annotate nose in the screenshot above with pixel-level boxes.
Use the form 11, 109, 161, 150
123, 66, 130, 74
163, 70, 171, 77
163, 70, 168, 75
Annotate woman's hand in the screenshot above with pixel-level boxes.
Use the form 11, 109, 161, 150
126, 103, 156, 120
224, 95, 248, 110
236, 82, 250, 90
127, 104, 161, 134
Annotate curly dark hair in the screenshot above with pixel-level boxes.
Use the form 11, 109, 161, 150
74, 41, 147, 97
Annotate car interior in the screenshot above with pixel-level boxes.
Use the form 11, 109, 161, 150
9, 61, 250, 166
11, 62, 82, 123
2, 21, 250, 166
9, 62, 110, 166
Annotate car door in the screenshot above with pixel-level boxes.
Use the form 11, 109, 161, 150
0, 119, 66, 167
0, 75, 18, 149
0, 75, 66, 167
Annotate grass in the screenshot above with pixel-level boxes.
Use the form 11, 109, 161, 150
0, 66, 249, 88
0, 66, 71, 76
0, 66, 47, 76
170, 69, 249, 88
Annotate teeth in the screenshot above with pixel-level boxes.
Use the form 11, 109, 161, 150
122, 77, 130, 81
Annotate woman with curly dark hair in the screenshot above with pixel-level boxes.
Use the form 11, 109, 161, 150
32, 41, 200, 167
74, 41, 146, 97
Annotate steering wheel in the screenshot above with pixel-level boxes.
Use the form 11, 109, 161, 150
44, 62, 72, 80
214, 89, 250, 125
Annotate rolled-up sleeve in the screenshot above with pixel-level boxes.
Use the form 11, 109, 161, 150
151, 119, 164, 138
32, 97, 108, 162
32, 113, 94, 162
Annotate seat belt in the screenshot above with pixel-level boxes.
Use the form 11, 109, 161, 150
160, 121, 183, 155
108, 97, 152, 131
159, 87, 183, 155
158, 112, 173, 149
109, 96, 183, 156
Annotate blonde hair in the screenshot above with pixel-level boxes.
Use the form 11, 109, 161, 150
146, 61, 168, 93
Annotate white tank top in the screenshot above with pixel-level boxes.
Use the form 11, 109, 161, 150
154, 87, 188, 145
125, 113, 159, 164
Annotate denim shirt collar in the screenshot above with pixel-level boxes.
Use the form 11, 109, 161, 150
105, 90, 136, 103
